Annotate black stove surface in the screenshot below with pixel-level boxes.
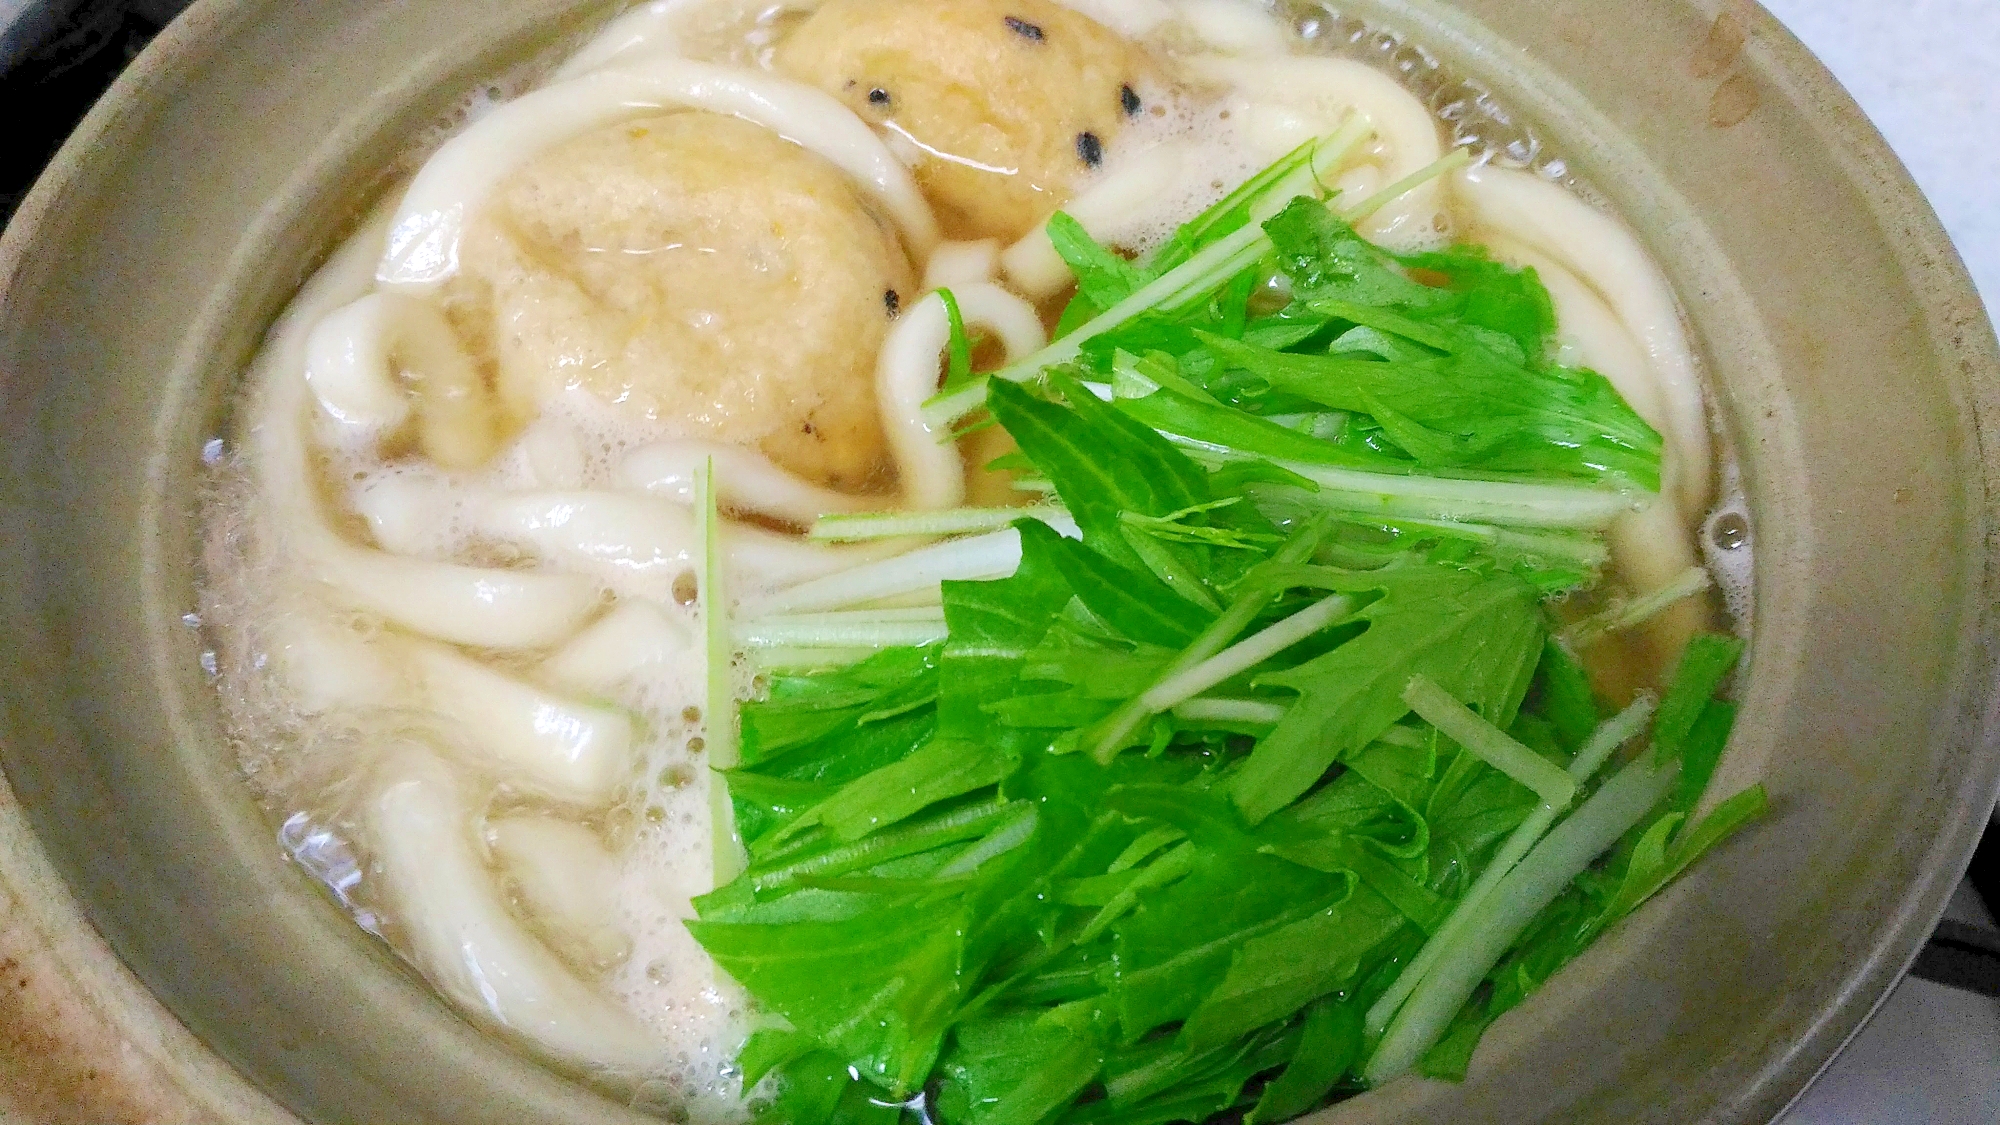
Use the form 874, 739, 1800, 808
1, 0, 186, 217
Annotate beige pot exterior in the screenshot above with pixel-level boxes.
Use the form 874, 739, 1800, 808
1, 0, 1996, 1123
0, 773, 291, 1123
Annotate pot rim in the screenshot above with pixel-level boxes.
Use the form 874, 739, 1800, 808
1, 0, 1997, 1122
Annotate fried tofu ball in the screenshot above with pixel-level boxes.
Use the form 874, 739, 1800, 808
445, 112, 913, 491
776, 0, 1150, 242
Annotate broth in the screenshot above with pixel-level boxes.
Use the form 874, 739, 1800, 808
198, 1, 1744, 1119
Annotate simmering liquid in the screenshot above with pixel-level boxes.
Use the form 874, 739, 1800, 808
197, 1, 1744, 1117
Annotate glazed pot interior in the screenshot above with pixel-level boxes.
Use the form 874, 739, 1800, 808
1, 1, 1996, 1123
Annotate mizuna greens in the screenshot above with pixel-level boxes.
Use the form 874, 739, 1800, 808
693, 135, 1764, 1125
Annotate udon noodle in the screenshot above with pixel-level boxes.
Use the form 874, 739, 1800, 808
199, 0, 1745, 1118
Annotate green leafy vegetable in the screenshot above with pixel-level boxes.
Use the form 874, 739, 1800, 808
1244, 1000, 1363, 1125
986, 378, 1209, 570
1650, 632, 1745, 766
690, 136, 1754, 1125
1048, 212, 1148, 312
1231, 563, 1544, 823
940, 287, 974, 392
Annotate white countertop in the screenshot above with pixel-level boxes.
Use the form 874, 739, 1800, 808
1758, 7, 2000, 1123
1761, 0, 2000, 315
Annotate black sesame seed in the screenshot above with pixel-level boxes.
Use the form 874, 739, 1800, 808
884, 288, 901, 317
867, 87, 891, 107
1004, 15, 1045, 41
1076, 131, 1103, 167
1121, 84, 1142, 115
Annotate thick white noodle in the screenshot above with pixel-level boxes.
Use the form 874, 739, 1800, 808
725, 526, 911, 588
304, 291, 499, 468
1188, 55, 1445, 249
1053, 0, 1173, 38
618, 439, 877, 525
307, 545, 602, 652
378, 62, 939, 291
353, 471, 884, 598
509, 417, 590, 489
476, 491, 700, 603
346, 472, 452, 558
924, 239, 1002, 291
742, 527, 1026, 616
541, 600, 696, 693
265, 606, 641, 808
1453, 164, 1710, 518
405, 639, 636, 805
366, 749, 663, 1072
1485, 238, 1704, 657
253, 218, 601, 650
1171, 0, 1292, 55
549, 0, 695, 81
878, 283, 1048, 510
350, 478, 695, 602
301, 294, 413, 433
487, 817, 635, 969
1330, 163, 1385, 212
1486, 236, 1668, 432
1001, 142, 1190, 298
1605, 499, 1704, 638
265, 610, 400, 717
